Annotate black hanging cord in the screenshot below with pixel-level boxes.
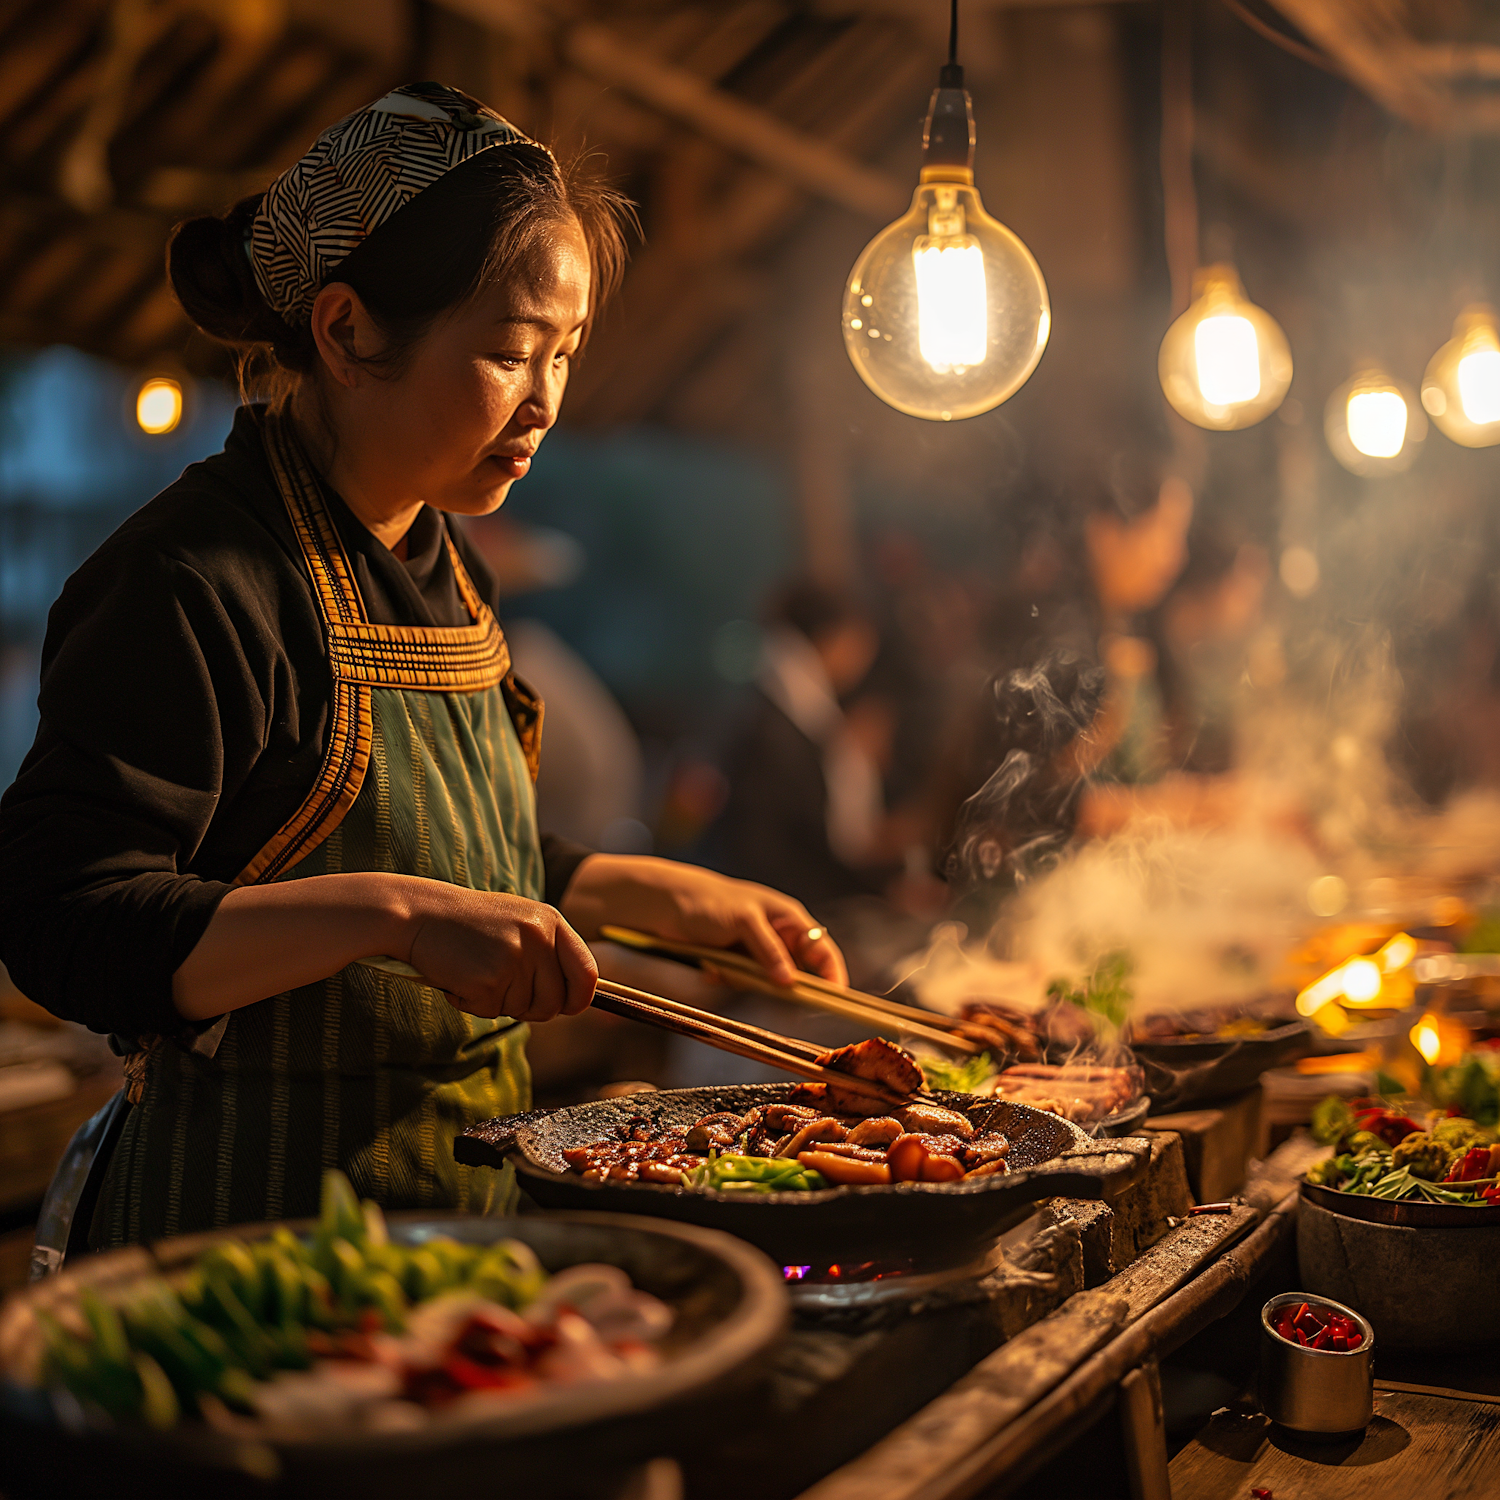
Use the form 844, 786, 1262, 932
940, 0, 963, 87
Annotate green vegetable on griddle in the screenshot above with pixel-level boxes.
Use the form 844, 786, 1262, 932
920, 1052, 996, 1094
1046, 950, 1133, 1033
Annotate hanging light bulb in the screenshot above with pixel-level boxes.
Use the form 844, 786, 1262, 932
1324, 364, 1426, 476
1157, 266, 1292, 430
1421, 304, 1500, 448
841, 24, 1048, 423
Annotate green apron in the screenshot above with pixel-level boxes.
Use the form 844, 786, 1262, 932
95, 414, 543, 1247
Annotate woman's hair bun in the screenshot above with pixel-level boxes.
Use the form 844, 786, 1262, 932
168, 196, 281, 346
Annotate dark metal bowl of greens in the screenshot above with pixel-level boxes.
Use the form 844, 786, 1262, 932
1301, 1093, 1500, 1227
0, 1176, 788, 1500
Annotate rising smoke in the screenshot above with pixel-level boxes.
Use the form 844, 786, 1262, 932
920, 623, 1500, 1020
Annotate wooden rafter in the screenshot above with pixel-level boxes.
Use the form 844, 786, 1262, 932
1265, 0, 1500, 133
559, 14, 929, 427
439, 0, 907, 218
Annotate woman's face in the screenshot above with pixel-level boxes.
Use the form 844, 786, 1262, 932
321, 216, 592, 521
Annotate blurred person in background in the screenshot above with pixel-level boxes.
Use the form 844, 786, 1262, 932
702, 579, 892, 916
933, 463, 1194, 862
935, 457, 1305, 926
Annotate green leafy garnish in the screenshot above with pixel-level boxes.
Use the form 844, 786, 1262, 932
920, 1052, 996, 1094
1047, 950, 1134, 1032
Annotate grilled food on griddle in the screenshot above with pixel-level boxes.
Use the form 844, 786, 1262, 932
560, 1096, 1007, 1190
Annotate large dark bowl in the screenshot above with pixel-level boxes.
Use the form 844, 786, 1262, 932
457, 1084, 1152, 1267
0, 1211, 788, 1500
1297, 1193, 1500, 1349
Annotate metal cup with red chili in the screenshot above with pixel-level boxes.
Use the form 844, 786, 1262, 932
1268, 1299, 1365, 1352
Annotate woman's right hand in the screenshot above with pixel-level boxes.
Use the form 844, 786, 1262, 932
173, 873, 596, 1024
406, 886, 597, 1023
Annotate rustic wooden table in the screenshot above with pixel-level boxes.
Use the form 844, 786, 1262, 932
1169, 1383, 1500, 1500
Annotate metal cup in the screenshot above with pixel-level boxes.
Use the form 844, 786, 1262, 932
1259, 1292, 1375, 1435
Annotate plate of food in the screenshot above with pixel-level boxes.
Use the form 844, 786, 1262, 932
457, 1042, 1151, 1266
920, 1054, 1149, 1137
1126, 1005, 1312, 1112
0, 1171, 787, 1499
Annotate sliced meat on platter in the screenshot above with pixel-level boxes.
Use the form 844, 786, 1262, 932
978, 1062, 1142, 1123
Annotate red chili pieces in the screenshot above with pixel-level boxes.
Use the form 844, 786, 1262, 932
1251, 1489, 1274, 1498
1271, 1301, 1363, 1351
1446, 1145, 1494, 1183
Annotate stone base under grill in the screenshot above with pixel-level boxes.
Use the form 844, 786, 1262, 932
678, 1132, 1193, 1500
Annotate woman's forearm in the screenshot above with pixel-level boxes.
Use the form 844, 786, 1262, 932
171, 872, 427, 1020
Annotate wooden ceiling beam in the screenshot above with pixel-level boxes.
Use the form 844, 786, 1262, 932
1260, 0, 1500, 133
562, 20, 906, 219
439, 0, 906, 219
562, 21, 927, 428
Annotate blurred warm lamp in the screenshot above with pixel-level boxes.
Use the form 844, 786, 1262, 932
1158, 265, 1292, 430
1421, 304, 1500, 448
1324, 365, 1425, 476
135, 376, 184, 436
842, 67, 1048, 422
1410, 1010, 1468, 1068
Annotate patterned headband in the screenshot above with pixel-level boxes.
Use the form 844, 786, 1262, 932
248, 82, 542, 327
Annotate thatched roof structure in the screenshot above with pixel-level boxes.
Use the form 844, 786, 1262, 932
5, 0, 1500, 575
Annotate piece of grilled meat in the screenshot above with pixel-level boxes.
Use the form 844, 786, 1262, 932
817, 1037, 924, 1095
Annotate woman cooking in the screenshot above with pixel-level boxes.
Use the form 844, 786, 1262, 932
0, 84, 845, 1248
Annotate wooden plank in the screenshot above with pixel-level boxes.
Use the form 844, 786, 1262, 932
468, 6, 908, 219
1118, 1361, 1169, 1500
1242, 1127, 1327, 1214
1170, 1390, 1500, 1500
1376, 1380, 1500, 1407
1101, 1205, 1259, 1321
1266, 0, 1447, 129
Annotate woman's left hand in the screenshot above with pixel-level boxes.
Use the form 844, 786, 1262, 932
559, 855, 847, 988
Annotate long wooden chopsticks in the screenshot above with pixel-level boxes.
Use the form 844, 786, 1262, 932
600, 925, 984, 1055
587, 978, 922, 1111
353, 955, 918, 1111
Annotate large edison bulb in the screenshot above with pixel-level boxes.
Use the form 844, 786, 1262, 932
842, 83, 1048, 422
1325, 365, 1426, 476
1157, 265, 1292, 430
1421, 305, 1500, 448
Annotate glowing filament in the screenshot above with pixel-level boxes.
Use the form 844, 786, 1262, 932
914, 240, 987, 372
136, 377, 183, 435
1194, 314, 1260, 407
1457, 347, 1500, 426
1346, 390, 1408, 458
